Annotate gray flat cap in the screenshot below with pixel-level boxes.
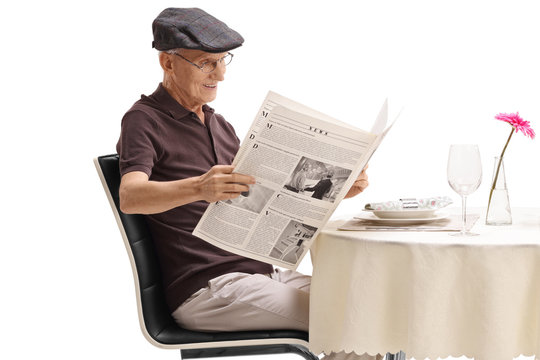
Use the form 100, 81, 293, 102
152, 7, 244, 52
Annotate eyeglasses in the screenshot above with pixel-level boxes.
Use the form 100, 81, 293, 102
173, 52, 234, 73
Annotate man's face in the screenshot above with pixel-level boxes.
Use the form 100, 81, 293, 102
169, 49, 227, 106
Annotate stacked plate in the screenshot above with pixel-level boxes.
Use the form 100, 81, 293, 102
355, 208, 449, 225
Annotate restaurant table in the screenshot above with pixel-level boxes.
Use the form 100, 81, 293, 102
309, 208, 540, 360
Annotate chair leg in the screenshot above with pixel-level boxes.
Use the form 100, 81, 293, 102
386, 351, 406, 360
181, 344, 319, 360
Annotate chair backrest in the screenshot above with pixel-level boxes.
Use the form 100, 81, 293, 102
94, 154, 311, 352
95, 154, 187, 347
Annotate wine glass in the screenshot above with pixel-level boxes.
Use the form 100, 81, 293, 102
447, 144, 482, 236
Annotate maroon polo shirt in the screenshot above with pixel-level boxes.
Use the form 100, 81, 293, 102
117, 83, 273, 312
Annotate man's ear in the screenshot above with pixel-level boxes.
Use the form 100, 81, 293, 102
159, 52, 174, 74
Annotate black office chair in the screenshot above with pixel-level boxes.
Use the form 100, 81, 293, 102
94, 154, 318, 360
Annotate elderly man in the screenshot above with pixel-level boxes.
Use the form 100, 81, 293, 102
117, 7, 373, 360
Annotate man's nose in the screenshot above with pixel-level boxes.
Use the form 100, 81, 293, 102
212, 61, 226, 81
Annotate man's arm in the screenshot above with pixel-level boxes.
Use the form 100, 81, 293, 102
119, 165, 256, 214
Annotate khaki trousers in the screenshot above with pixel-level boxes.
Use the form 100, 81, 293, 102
172, 270, 383, 360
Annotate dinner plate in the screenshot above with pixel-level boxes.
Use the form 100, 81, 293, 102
354, 211, 449, 224
365, 208, 437, 219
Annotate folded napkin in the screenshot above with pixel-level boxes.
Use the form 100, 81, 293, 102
364, 196, 453, 211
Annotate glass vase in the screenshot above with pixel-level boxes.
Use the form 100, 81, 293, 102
485, 156, 512, 225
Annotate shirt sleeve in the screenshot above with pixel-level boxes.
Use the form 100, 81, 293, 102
116, 109, 162, 177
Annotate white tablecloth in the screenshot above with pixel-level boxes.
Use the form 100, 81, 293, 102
309, 208, 540, 360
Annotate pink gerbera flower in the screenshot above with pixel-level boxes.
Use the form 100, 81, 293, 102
495, 112, 536, 139
487, 112, 535, 220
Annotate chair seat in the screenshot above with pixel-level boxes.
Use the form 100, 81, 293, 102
154, 325, 309, 345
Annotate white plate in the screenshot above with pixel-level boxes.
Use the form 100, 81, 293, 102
365, 208, 437, 219
354, 211, 449, 224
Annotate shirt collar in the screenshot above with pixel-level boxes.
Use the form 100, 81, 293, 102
152, 83, 215, 121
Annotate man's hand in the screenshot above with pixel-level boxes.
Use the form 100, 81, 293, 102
344, 166, 369, 199
197, 165, 256, 203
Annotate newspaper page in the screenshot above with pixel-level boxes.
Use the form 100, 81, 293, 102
193, 91, 396, 269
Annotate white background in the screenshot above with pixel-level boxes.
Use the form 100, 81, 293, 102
1, 1, 539, 359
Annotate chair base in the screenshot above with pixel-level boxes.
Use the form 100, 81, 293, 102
182, 345, 405, 360
181, 343, 319, 360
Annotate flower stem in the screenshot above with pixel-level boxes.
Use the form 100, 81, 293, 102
486, 127, 514, 217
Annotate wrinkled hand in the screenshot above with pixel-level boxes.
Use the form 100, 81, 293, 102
197, 165, 255, 203
344, 165, 369, 199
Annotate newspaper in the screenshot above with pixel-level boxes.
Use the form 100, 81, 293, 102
193, 91, 399, 269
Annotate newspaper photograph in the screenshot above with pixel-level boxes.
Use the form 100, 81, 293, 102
193, 91, 397, 269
